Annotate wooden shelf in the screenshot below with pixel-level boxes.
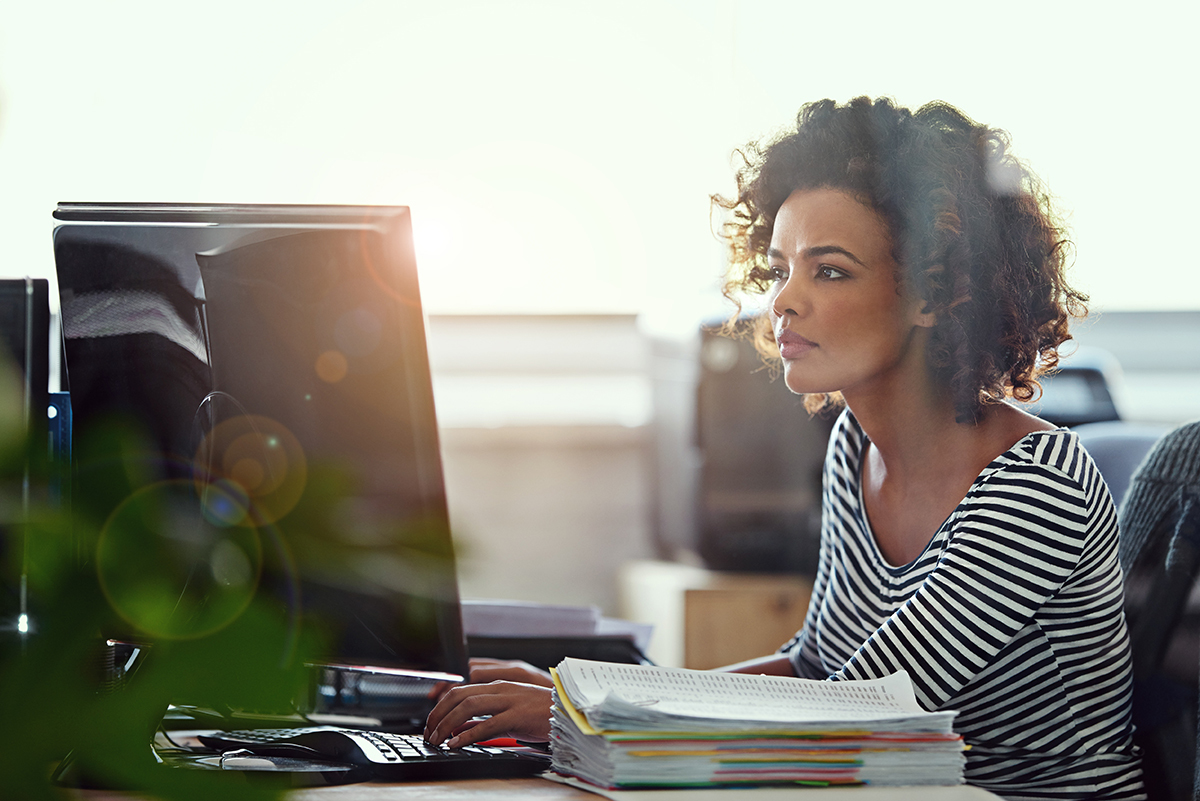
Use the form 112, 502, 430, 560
619, 560, 812, 669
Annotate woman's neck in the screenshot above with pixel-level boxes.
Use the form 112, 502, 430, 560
847, 386, 1053, 481
841, 365, 961, 481
844, 381, 1055, 566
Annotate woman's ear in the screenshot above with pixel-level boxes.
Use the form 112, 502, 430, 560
905, 268, 939, 328
913, 300, 937, 328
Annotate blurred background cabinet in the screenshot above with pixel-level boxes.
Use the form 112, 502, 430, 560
620, 560, 812, 669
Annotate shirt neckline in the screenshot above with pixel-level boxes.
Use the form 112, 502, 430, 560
846, 415, 1067, 573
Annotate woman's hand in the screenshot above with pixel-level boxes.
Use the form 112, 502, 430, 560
423, 680, 553, 748
467, 657, 554, 688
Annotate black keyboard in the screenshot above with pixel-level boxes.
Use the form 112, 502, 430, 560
197, 726, 550, 781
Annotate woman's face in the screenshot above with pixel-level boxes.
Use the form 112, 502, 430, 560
767, 188, 930, 401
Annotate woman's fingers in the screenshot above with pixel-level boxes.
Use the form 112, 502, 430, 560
447, 717, 484, 738
425, 686, 501, 743
423, 681, 553, 747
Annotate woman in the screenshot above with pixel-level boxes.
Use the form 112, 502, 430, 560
425, 97, 1145, 800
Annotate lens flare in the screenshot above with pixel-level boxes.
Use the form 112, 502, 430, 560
210, 538, 253, 588
194, 415, 307, 527
96, 480, 262, 639
357, 224, 413, 306
231, 456, 267, 492
199, 478, 251, 527
315, 350, 349, 383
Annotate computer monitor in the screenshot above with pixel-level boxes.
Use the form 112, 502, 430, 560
0, 278, 50, 459
53, 203, 468, 724
0, 278, 51, 644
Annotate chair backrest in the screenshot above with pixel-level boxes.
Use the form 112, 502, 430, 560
1074, 421, 1172, 509
1118, 421, 1200, 801
1029, 346, 1124, 427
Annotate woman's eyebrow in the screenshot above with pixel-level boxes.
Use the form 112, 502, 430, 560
768, 245, 867, 267
805, 245, 866, 266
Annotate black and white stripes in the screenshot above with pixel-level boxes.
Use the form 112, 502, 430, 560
782, 410, 1144, 800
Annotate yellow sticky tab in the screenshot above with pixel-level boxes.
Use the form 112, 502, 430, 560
551, 667, 601, 736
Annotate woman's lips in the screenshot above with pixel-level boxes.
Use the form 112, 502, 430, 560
776, 329, 817, 359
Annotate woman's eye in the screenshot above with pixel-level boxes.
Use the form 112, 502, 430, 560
817, 265, 848, 280
769, 266, 788, 282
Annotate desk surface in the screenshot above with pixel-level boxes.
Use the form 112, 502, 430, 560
76, 776, 1002, 800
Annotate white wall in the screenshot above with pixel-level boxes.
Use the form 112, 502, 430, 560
426, 314, 656, 613
3, 0, 1200, 329
6, 1, 1199, 617
441, 423, 654, 614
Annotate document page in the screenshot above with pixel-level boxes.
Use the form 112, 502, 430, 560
558, 658, 930, 726
547, 773, 1000, 799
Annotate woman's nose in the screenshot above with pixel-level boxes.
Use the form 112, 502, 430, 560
770, 276, 805, 318
771, 291, 791, 318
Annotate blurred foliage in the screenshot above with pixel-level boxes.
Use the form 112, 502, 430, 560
0, 357, 308, 800
0, 329, 464, 796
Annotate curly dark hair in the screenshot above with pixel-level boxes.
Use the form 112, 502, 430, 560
713, 96, 1087, 424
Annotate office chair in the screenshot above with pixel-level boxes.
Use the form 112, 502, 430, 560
1030, 346, 1124, 428
1118, 421, 1200, 801
1075, 421, 1172, 509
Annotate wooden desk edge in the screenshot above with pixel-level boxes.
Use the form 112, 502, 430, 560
73, 775, 1003, 800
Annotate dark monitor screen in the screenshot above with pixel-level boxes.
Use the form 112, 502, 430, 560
0, 278, 51, 641
52, 203, 467, 716
0, 278, 50, 443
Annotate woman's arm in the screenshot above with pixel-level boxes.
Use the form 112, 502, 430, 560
715, 653, 796, 675
467, 657, 554, 687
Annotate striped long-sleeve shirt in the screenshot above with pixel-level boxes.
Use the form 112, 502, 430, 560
782, 409, 1145, 800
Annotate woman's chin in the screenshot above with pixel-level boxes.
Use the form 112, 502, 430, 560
782, 371, 833, 398
784, 383, 833, 398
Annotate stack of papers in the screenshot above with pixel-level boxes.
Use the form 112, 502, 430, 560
461, 599, 602, 637
461, 599, 653, 652
549, 658, 964, 789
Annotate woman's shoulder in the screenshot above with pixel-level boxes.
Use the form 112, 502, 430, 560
976, 410, 1104, 509
960, 425, 1116, 561
998, 425, 1089, 479
980, 404, 1077, 471
951, 404, 1107, 512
